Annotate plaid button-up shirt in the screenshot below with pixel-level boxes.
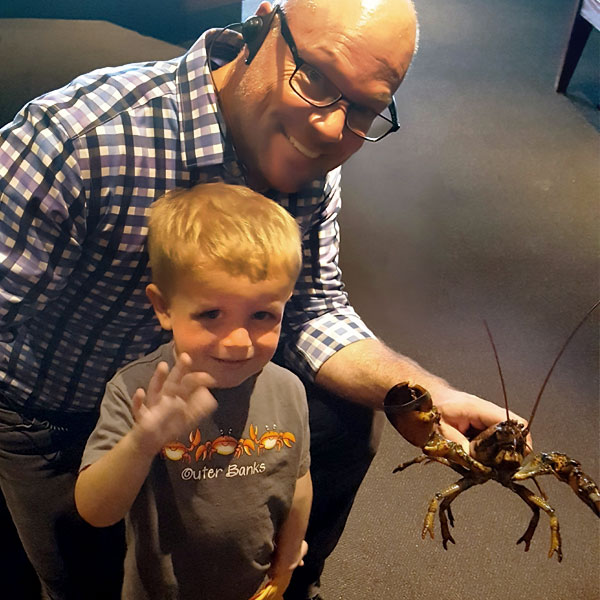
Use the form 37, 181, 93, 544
0, 29, 374, 416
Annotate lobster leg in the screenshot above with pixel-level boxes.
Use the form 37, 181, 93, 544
394, 454, 467, 473
509, 482, 562, 562
393, 454, 430, 472
423, 432, 492, 476
513, 452, 600, 517
438, 478, 478, 549
422, 477, 476, 548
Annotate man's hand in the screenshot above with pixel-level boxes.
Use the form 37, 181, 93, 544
314, 338, 532, 455
432, 386, 531, 453
130, 353, 217, 457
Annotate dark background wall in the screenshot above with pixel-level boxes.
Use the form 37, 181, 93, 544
0, 0, 241, 46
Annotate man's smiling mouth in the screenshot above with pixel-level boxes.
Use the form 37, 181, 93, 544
287, 134, 320, 159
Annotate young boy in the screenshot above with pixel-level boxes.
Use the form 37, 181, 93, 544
75, 183, 312, 600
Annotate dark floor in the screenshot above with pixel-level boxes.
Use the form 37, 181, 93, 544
1, 0, 599, 598
320, 1, 600, 599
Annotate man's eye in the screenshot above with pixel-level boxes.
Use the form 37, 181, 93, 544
353, 104, 377, 117
350, 104, 377, 121
297, 64, 326, 88
305, 66, 324, 85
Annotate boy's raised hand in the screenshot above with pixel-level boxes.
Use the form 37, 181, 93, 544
130, 353, 217, 457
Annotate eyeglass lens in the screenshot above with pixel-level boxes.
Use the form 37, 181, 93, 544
291, 64, 394, 140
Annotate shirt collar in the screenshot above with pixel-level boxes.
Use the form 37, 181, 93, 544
175, 28, 242, 169
175, 28, 328, 196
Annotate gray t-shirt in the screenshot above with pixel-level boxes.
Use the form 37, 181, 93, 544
81, 342, 310, 600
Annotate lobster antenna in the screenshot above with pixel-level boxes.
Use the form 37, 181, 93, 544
484, 320, 510, 422
525, 299, 600, 436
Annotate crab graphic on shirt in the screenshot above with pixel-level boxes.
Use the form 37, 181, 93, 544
161, 424, 296, 463
249, 424, 296, 454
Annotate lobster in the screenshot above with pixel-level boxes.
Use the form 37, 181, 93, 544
385, 301, 600, 562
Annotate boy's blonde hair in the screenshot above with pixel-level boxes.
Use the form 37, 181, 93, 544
147, 182, 302, 296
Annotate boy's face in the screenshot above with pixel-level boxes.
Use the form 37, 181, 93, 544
147, 268, 294, 389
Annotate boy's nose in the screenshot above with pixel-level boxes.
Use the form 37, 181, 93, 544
222, 327, 252, 348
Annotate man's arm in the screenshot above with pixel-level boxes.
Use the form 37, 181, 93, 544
75, 354, 217, 527
315, 338, 529, 451
279, 168, 378, 380
0, 105, 85, 337
280, 171, 528, 449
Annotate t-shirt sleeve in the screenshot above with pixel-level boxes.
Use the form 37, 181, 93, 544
80, 376, 135, 471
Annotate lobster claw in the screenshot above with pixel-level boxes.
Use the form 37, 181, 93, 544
383, 382, 439, 447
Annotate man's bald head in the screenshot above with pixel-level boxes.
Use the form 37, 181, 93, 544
281, 0, 418, 91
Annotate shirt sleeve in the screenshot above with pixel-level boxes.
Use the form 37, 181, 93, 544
0, 103, 86, 341
279, 167, 376, 382
80, 376, 135, 471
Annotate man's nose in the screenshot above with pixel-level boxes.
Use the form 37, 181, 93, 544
309, 103, 347, 142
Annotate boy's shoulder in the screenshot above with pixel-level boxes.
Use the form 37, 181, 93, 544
255, 362, 306, 400
261, 361, 303, 383
107, 342, 174, 396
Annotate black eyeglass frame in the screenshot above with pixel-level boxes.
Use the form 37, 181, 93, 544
271, 6, 400, 143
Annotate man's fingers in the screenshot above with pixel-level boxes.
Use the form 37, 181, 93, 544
438, 422, 470, 454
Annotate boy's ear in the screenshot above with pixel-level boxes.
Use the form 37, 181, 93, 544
146, 284, 173, 330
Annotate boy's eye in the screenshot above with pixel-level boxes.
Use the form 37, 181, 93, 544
196, 310, 220, 320
252, 311, 273, 321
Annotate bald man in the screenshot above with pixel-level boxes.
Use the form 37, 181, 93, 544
0, 1, 527, 599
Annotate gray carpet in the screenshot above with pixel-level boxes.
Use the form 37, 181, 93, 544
318, 1, 599, 599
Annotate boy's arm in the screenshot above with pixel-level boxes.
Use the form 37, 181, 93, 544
271, 470, 312, 576
250, 470, 312, 599
75, 425, 160, 527
75, 353, 217, 527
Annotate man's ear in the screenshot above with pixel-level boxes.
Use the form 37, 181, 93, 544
146, 284, 173, 331
256, 2, 272, 17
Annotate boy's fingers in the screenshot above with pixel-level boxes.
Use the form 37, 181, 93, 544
131, 388, 146, 422
146, 361, 170, 407
144, 355, 217, 424
188, 387, 218, 421
164, 352, 192, 388
179, 371, 218, 396
162, 353, 201, 399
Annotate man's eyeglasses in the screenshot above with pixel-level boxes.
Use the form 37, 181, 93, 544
275, 6, 400, 143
